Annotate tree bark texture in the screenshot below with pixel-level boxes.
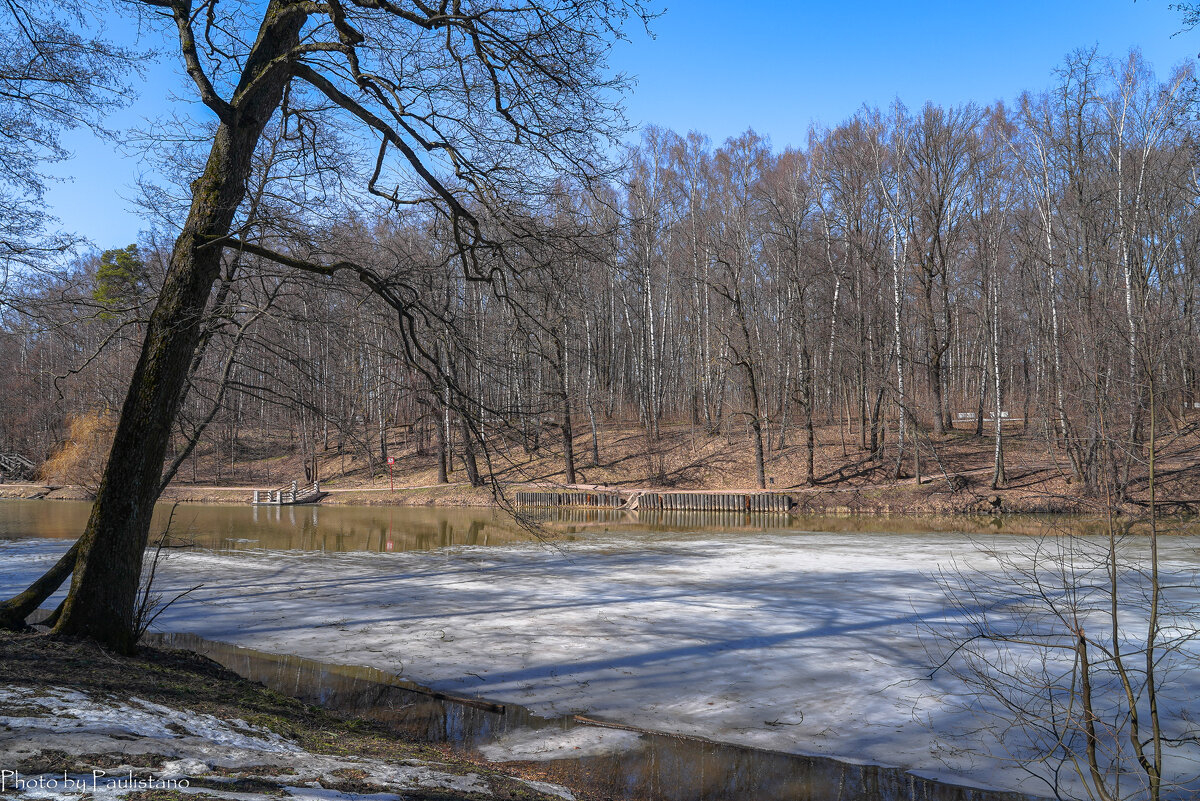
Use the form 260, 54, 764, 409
51, 3, 307, 652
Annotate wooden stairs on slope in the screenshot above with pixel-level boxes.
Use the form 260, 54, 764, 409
0, 453, 36, 481
250, 480, 326, 505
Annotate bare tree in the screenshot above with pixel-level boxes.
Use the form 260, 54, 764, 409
4, 0, 652, 652
0, 0, 139, 299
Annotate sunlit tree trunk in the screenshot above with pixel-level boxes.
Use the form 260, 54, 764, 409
51, 3, 307, 652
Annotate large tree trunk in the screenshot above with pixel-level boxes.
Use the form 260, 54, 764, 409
561, 401, 576, 485
47, 5, 306, 653
922, 277, 946, 436
929, 352, 946, 435
749, 415, 766, 490
795, 298, 815, 485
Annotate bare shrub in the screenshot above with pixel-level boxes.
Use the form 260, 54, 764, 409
926, 517, 1200, 800
40, 410, 116, 490
133, 505, 201, 643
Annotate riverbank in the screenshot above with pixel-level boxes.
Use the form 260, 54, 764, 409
17, 419, 1200, 517
0, 631, 583, 801
1, 474, 1192, 518
0, 482, 498, 508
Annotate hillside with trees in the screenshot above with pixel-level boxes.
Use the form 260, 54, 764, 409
2, 50, 1196, 515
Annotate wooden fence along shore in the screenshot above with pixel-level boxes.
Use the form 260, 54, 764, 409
513, 490, 627, 509
525, 507, 798, 530
515, 489, 793, 513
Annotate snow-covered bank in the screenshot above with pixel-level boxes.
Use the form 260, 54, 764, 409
0, 684, 500, 801
3, 530, 1198, 798
0, 640, 575, 801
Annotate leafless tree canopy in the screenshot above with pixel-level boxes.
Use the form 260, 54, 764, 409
3, 50, 1199, 510
0, 0, 139, 298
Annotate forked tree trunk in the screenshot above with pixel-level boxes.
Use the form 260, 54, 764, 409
991, 270, 1007, 489
795, 306, 815, 486
583, 314, 601, 467
556, 333, 576, 485
890, 215, 906, 478
744, 359, 767, 490
41, 4, 306, 653
457, 413, 483, 487
802, 351, 815, 486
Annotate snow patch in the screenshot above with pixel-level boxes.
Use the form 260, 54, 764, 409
478, 725, 642, 762
518, 778, 576, 800
0, 683, 495, 800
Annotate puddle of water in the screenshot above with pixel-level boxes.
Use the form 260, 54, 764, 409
148, 633, 1040, 801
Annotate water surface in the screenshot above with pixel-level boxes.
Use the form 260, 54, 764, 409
0, 500, 544, 552
3, 498, 1183, 554
149, 632, 1039, 801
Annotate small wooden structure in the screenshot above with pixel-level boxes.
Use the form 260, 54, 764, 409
252, 480, 324, 505
0, 452, 36, 481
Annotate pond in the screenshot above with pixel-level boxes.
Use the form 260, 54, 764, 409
0, 499, 542, 553
2, 499, 1198, 799
0, 498, 1174, 553
146, 632, 1035, 801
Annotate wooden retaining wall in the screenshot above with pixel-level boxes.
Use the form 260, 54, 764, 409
637, 492, 791, 512
514, 491, 625, 509
515, 489, 792, 513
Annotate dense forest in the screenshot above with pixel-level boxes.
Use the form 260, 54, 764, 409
2, 50, 1197, 500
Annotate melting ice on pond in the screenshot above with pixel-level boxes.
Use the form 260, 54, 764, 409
3, 509, 1199, 799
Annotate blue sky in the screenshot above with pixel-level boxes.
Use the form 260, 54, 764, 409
47, 0, 1198, 249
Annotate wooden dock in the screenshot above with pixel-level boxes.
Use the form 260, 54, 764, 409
251, 480, 325, 505
515, 488, 792, 513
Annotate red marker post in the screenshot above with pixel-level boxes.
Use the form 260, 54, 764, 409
387, 456, 395, 491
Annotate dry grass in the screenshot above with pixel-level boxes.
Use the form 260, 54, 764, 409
38, 410, 117, 490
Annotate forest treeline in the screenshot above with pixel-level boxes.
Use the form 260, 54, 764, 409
2, 50, 1197, 498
